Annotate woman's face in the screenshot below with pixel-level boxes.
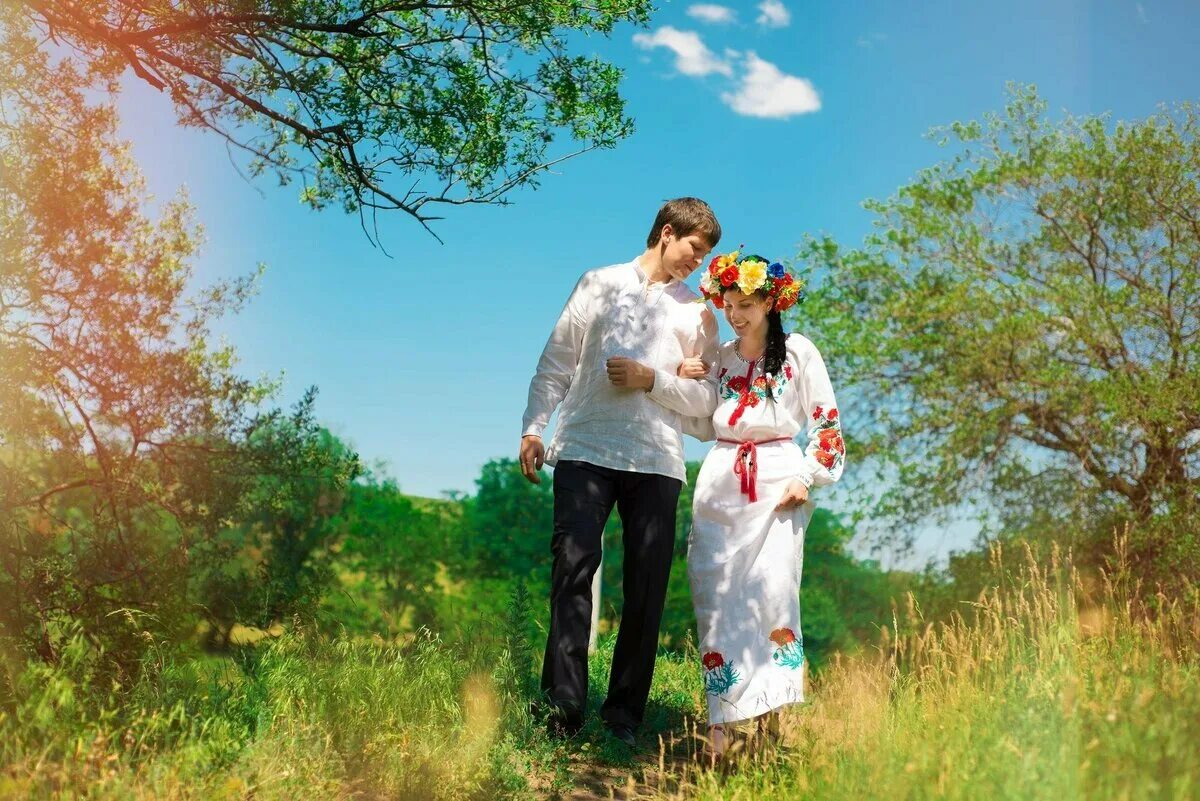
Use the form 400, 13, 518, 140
722, 289, 772, 337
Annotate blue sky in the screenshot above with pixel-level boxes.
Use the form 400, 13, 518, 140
115, 0, 1198, 566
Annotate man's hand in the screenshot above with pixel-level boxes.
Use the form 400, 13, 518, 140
606, 357, 655, 390
775, 479, 810, 511
519, 435, 545, 484
676, 355, 709, 379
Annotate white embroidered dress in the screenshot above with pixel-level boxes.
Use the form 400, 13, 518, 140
686, 333, 845, 724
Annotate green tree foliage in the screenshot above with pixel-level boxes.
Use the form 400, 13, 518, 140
461, 458, 554, 580
0, 11, 256, 669
430, 458, 554, 642
800, 86, 1200, 586
16, 0, 652, 237
0, 12, 356, 672
196, 414, 362, 645
338, 471, 446, 631
799, 509, 897, 662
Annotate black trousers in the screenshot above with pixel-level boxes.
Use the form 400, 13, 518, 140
540, 459, 682, 729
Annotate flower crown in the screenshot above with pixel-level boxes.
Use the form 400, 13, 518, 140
698, 249, 807, 312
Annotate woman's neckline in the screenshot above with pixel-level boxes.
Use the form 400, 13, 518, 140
733, 338, 766, 364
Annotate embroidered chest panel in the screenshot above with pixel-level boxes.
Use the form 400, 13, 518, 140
718, 361, 793, 404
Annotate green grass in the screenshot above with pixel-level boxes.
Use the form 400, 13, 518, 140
2, 542, 1198, 800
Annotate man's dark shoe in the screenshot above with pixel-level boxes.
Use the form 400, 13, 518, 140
538, 701, 583, 739
547, 715, 583, 739
606, 723, 637, 748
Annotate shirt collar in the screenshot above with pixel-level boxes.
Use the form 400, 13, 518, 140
631, 255, 678, 287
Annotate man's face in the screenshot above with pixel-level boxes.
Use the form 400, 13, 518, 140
660, 226, 714, 282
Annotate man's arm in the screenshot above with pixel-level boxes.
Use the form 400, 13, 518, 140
519, 272, 594, 484
521, 272, 593, 438
645, 306, 720, 417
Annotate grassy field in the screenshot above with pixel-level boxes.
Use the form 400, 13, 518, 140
2, 541, 1197, 800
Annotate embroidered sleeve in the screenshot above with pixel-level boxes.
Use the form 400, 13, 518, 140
522, 271, 594, 437
790, 341, 845, 488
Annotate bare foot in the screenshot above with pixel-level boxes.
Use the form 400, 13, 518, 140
702, 723, 728, 765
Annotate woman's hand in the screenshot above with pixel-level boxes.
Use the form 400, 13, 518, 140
775, 479, 810, 511
676, 355, 709, 379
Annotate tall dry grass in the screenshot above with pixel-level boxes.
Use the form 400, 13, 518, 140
633, 537, 1200, 800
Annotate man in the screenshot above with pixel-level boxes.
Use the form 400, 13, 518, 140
520, 197, 721, 746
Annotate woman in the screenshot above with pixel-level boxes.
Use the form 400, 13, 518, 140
681, 250, 845, 760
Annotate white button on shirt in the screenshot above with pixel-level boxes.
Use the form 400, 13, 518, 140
522, 257, 720, 483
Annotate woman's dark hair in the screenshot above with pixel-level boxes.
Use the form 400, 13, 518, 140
764, 308, 787, 384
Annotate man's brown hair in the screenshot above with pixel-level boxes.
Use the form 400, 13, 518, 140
645, 197, 721, 248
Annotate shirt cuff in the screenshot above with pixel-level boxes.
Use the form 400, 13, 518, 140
647, 368, 674, 400
522, 424, 545, 438
795, 467, 815, 488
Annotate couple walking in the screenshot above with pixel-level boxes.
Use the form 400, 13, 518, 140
519, 197, 844, 759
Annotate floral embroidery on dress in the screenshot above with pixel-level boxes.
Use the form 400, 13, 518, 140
701, 651, 741, 695
720, 360, 791, 426
769, 628, 805, 670
720, 370, 788, 403
811, 406, 844, 471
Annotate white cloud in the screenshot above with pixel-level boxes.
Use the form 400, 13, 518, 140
720, 52, 820, 119
632, 26, 732, 77
687, 4, 736, 24
756, 0, 791, 28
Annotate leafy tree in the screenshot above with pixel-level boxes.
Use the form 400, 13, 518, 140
800, 86, 1200, 586
0, 13, 354, 671
16, 0, 652, 238
460, 458, 554, 580
0, 11, 258, 668
198, 416, 362, 643
799, 509, 895, 664
338, 472, 444, 631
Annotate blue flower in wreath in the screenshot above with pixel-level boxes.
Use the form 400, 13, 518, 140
768, 262, 786, 279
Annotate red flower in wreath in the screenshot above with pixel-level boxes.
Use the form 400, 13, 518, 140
769, 628, 798, 646
702, 652, 724, 670
708, 257, 721, 275
720, 266, 739, 285
815, 449, 836, 469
